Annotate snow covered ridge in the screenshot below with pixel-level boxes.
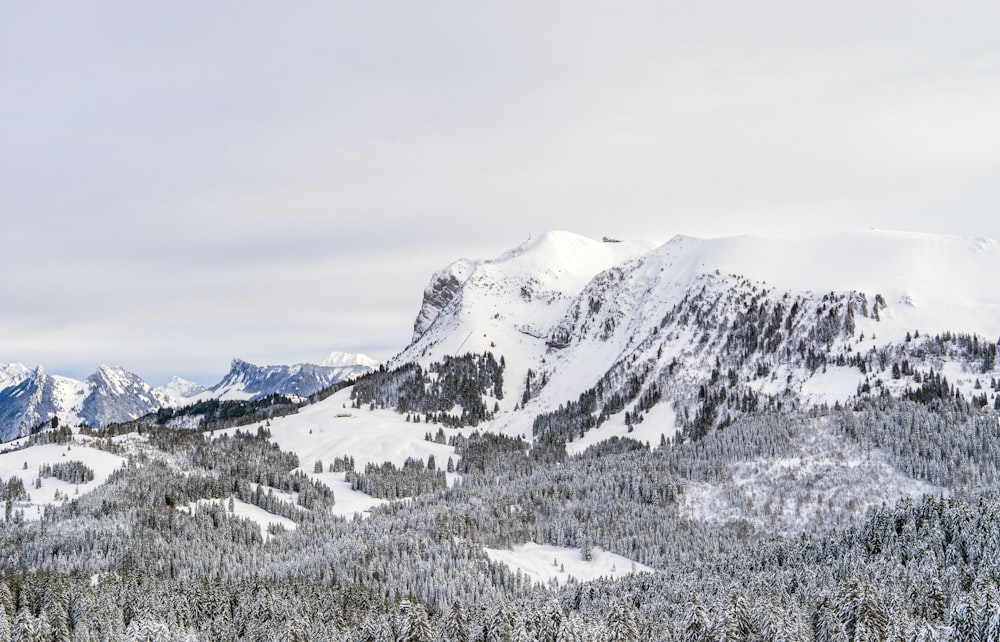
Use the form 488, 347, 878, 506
399, 229, 1000, 443
206, 357, 373, 402
407, 231, 658, 345
0, 353, 376, 442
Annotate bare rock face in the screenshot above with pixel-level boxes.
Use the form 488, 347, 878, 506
411, 259, 474, 342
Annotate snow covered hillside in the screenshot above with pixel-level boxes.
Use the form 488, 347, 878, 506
394, 230, 1000, 445
0, 440, 126, 522
234, 228, 1000, 550
6, 230, 1000, 640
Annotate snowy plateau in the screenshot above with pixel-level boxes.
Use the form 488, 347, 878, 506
3, 229, 1000, 640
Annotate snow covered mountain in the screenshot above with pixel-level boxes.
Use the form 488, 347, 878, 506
153, 376, 209, 408
80, 365, 163, 429
6, 229, 1000, 640
396, 230, 1000, 443
207, 357, 373, 401
0, 365, 152, 442
321, 351, 381, 370
0, 353, 377, 442
5, 229, 998, 447
0, 362, 31, 390
0, 367, 67, 441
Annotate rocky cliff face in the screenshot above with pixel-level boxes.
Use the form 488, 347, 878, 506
411, 259, 474, 342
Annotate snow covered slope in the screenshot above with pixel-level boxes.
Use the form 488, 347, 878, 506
396, 229, 1000, 443
153, 376, 209, 408
223, 384, 459, 518
0, 441, 126, 522
646, 231, 1000, 345
80, 365, 162, 428
408, 231, 658, 350
395, 231, 658, 420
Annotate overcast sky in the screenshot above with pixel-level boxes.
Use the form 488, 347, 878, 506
2, 2, 999, 385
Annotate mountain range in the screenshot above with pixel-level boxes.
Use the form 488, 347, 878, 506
0, 351, 376, 442
4, 229, 1000, 638
4, 228, 999, 447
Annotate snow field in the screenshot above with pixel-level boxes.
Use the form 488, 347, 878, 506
309, 473, 386, 519
565, 402, 678, 455
0, 441, 126, 521
261, 387, 462, 472
483, 542, 653, 587
223, 386, 466, 518
181, 496, 296, 541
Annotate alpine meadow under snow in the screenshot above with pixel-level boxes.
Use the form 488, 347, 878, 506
3, 230, 1000, 640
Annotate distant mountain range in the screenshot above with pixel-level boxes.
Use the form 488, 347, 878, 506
0, 351, 376, 442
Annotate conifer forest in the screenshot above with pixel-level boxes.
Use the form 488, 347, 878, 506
3, 350, 1000, 641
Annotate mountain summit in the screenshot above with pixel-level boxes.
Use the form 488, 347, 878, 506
397, 229, 1000, 444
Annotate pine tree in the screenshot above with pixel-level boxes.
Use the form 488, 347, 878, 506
0, 608, 10, 642
0, 585, 11, 621
12, 609, 50, 642
485, 602, 514, 642
399, 600, 431, 642
754, 598, 796, 642
606, 603, 639, 642
555, 612, 583, 642
439, 601, 469, 642
124, 617, 171, 642
812, 597, 847, 642
947, 597, 977, 642
981, 585, 1000, 642
910, 622, 938, 642
682, 598, 712, 642
721, 590, 754, 642
837, 582, 888, 642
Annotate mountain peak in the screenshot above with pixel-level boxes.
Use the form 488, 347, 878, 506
491, 231, 659, 275
92, 363, 125, 377
229, 358, 256, 373
321, 351, 380, 369
408, 232, 660, 346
